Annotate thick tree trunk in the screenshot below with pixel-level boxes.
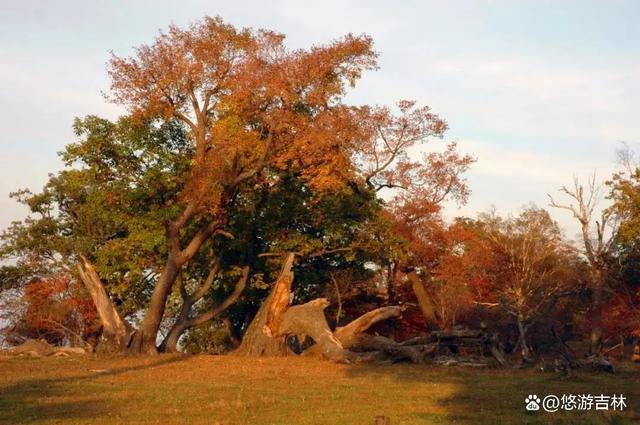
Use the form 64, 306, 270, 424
128, 256, 181, 354
405, 268, 437, 326
76, 257, 133, 353
235, 253, 296, 356
127, 213, 228, 354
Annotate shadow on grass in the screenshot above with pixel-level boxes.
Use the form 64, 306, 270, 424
342, 362, 639, 425
0, 355, 188, 424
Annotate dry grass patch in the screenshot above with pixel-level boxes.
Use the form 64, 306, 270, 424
0, 353, 638, 424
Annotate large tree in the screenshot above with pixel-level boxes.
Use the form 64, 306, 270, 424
2, 17, 475, 357
1, 116, 191, 350
473, 208, 582, 360
548, 175, 616, 354
101, 16, 378, 353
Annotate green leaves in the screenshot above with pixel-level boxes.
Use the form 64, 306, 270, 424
1, 116, 191, 313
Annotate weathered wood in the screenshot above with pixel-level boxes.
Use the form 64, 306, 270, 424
405, 269, 437, 326
303, 307, 402, 358
384, 343, 438, 363
235, 253, 296, 356
347, 335, 401, 352
579, 356, 614, 373
8, 339, 87, 357
77, 256, 133, 353
279, 299, 353, 363
334, 306, 402, 348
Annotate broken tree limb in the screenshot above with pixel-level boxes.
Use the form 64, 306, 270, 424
265, 253, 296, 336
279, 298, 353, 363
77, 256, 133, 352
301, 306, 402, 358
385, 343, 439, 363
235, 253, 400, 362
234, 253, 296, 356
405, 268, 437, 326
334, 306, 402, 348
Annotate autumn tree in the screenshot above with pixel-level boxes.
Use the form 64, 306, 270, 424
428, 219, 494, 330
604, 148, 640, 351
161, 171, 383, 352
6, 274, 100, 348
548, 175, 616, 354
82, 16, 381, 353
350, 101, 475, 327
2, 16, 475, 357
473, 207, 581, 360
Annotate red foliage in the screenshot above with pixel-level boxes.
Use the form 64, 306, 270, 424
20, 274, 100, 345
601, 289, 640, 338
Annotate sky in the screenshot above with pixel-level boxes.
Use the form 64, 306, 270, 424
1, 0, 639, 243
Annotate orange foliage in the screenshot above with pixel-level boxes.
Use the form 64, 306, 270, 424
21, 274, 100, 345
108, 16, 378, 215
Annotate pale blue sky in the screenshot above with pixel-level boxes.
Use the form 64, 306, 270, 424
1, 0, 638, 240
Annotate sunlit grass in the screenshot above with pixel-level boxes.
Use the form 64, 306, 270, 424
0, 354, 638, 424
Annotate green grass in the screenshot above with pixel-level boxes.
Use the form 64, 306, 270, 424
0, 354, 638, 424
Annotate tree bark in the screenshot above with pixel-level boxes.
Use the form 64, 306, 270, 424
516, 317, 532, 361
406, 268, 437, 327
76, 257, 133, 353
235, 253, 296, 356
589, 269, 605, 356
302, 306, 401, 357
128, 255, 181, 354
279, 298, 354, 362
334, 306, 401, 348
161, 266, 249, 352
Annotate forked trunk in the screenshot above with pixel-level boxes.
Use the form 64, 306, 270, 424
236, 253, 401, 362
128, 257, 181, 354
161, 266, 249, 353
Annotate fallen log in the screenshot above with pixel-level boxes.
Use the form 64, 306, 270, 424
279, 299, 353, 363
334, 307, 402, 348
235, 254, 506, 366
236, 253, 402, 362
8, 339, 86, 357
578, 356, 615, 373
433, 356, 492, 368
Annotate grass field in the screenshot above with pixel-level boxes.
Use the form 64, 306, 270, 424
0, 354, 638, 425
